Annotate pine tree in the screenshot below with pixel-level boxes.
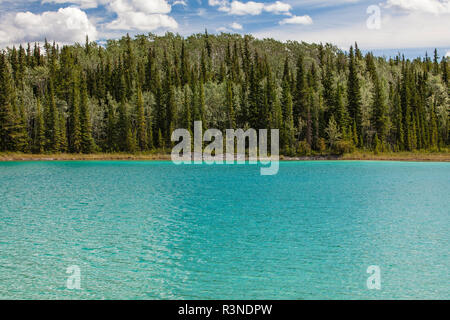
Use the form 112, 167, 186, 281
433, 49, 439, 75
294, 55, 307, 126
322, 56, 334, 121
372, 75, 388, 142
393, 82, 404, 150
70, 75, 82, 153
442, 57, 448, 86
80, 77, 95, 153
45, 79, 60, 152
430, 101, 439, 150
306, 89, 313, 147
136, 87, 147, 151
116, 101, 129, 152
347, 46, 362, 144
145, 48, 155, 92
182, 85, 192, 133
281, 79, 295, 154
180, 41, 190, 86
0, 33, 447, 156
0, 54, 23, 151
57, 112, 67, 152
146, 113, 153, 150
335, 83, 349, 134
105, 96, 116, 152
226, 80, 235, 128
35, 98, 46, 153
157, 128, 164, 150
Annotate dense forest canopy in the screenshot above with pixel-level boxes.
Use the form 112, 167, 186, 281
0, 32, 448, 155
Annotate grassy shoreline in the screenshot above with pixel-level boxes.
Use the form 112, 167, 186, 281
1, 152, 449, 162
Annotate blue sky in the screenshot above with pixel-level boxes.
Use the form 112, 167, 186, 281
0, 0, 449, 59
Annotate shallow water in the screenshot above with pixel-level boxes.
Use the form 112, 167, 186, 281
0, 161, 448, 299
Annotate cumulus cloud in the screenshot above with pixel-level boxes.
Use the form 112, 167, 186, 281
105, 0, 178, 31
0, 7, 97, 47
264, 1, 292, 14
385, 0, 450, 15
211, 0, 292, 16
172, 0, 187, 6
230, 22, 243, 30
255, 11, 450, 50
41, 0, 109, 9
208, 0, 228, 6
222, 1, 265, 15
279, 15, 313, 25
217, 22, 244, 33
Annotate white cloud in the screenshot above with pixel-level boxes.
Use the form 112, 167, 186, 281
217, 26, 230, 32
106, 0, 178, 31
40, 0, 180, 31
211, 1, 292, 16
106, 12, 178, 31
256, 11, 450, 49
217, 22, 244, 33
230, 22, 243, 30
264, 1, 292, 14
224, 1, 265, 15
0, 7, 97, 47
41, 0, 108, 9
385, 0, 450, 15
208, 0, 227, 5
279, 15, 313, 25
172, 0, 187, 6
446, 51, 450, 57
109, 0, 171, 15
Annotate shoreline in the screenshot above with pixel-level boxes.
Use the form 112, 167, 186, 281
1, 152, 449, 162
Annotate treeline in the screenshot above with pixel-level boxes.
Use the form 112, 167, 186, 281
0, 32, 448, 155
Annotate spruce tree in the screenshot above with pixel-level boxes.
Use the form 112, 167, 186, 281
294, 55, 307, 126
372, 75, 388, 142
45, 79, 60, 152
347, 46, 363, 144
80, 77, 95, 153
226, 80, 235, 129
35, 98, 46, 153
136, 87, 148, 151
281, 79, 295, 154
70, 75, 82, 153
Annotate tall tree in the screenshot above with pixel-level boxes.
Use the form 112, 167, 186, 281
136, 87, 148, 151
80, 77, 95, 153
347, 46, 362, 144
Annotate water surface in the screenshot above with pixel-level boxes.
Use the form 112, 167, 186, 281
0, 161, 448, 299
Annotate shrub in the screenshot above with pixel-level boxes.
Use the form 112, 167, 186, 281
333, 140, 355, 155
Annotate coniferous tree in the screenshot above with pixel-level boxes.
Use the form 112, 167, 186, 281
35, 98, 46, 153
335, 83, 349, 135
80, 77, 95, 153
136, 87, 147, 151
226, 80, 235, 128
0, 33, 447, 155
372, 75, 388, 143
70, 75, 82, 153
294, 55, 307, 127
281, 79, 295, 154
45, 79, 60, 152
442, 57, 448, 86
347, 46, 363, 144
0, 54, 24, 151
105, 96, 116, 152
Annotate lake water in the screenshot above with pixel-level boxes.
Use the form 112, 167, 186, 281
0, 161, 448, 299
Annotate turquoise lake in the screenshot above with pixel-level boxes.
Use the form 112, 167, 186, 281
0, 161, 448, 299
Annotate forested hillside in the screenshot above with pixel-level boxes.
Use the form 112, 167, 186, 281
0, 32, 448, 156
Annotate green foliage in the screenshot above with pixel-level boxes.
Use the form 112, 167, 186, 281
0, 33, 448, 155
